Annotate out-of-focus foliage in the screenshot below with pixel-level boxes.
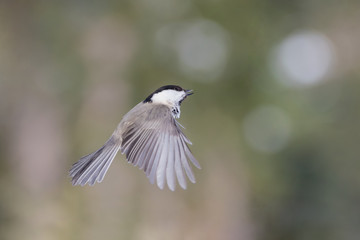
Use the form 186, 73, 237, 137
1, 1, 360, 240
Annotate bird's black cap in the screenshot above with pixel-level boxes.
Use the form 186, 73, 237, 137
143, 85, 184, 103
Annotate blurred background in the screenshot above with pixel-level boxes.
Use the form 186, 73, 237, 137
1, 1, 360, 240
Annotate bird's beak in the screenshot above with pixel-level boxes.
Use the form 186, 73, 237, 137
186, 89, 194, 96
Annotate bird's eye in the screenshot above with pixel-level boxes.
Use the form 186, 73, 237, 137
175, 86, 182, 91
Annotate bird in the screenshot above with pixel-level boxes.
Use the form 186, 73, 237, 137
69, 85, 200, 191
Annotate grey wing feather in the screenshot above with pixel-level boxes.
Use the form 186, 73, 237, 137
173, 136, 187, 189
166, 135, 176, 191
147, 133, 164, 185
120, 104, 200, 191
177, 136, 196, 183
156, 133, 169, 189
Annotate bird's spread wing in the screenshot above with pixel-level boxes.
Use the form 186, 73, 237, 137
120, 104, 200, 191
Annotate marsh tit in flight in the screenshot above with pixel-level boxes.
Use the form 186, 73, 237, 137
70, 85, 200, 191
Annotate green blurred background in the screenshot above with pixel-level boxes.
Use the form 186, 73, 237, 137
1, 1, 360, 240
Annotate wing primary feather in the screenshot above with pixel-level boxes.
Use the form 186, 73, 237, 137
128, 128, 149, 162
179, 132, 192, 145
166, 135, 176, 191
143, 131, 160, 173
174, 136, 187, 189
175, 120, 185, 129
121, 127, 143, 155
131, 127, 153, 167
183, 143, 201, 169
121, 135, 138, 158
147, 133, 164, 184
175, 120, 192, 145
176, 127, 200, 168
121, 127, 136, 145
125, 134, 142, 163
178, 137, 196, 183
156, 133, 169, 189
139, 131, 157, 170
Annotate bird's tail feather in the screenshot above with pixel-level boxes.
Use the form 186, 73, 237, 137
70, 139, 120, 186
